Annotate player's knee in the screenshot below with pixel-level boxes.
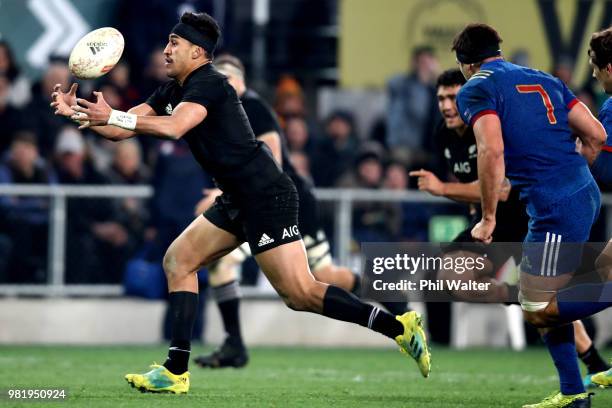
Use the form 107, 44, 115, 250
282, 283, 320, 312
163, 247, 194, 282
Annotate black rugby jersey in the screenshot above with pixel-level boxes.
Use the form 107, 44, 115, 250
436, 122, 529, 241
146, 63, 283, 195
438, 123, 478, 184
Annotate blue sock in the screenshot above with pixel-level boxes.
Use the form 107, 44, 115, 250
543, 325, 584, 395
556, 282, 612, 323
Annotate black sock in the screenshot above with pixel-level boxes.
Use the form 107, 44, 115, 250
380, 301, 410, 315
213, 280, 244, 348
579, 343, 611, 374
164, 291, 198, 374
322, 285, 404, 339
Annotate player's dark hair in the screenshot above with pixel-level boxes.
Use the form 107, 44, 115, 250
452, 23, 503, 64
178, 12, 221, 58
214, 53, 245, 75
436, 69, 466, 88
589, 27, 612, 69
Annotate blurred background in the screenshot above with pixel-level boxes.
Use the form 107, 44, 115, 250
0, 0, 611, 349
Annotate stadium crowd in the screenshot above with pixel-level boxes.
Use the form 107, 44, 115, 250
0, 34, 608, 286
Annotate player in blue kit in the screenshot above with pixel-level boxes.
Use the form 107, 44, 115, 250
585, 27, 612, 389
453, 23, 609, 407
590, 27, 612, 188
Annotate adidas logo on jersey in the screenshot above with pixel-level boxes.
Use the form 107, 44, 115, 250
258, 233, 275, 247
165, 104, 173, 114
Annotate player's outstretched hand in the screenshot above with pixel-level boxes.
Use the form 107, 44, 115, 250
50, 83, 78, 117
471, 218, 495, 244
409, 169, 445, 196
70, 91, 112, 129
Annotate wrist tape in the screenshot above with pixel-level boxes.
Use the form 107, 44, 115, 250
108, 109, 137, 130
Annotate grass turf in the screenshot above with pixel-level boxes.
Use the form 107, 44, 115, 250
0, 346, 610, 407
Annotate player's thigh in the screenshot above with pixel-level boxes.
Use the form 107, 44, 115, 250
255, 240, 324, 304
165, 215, 240, 273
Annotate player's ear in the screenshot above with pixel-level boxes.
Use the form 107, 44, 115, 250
606, 63, 612, 75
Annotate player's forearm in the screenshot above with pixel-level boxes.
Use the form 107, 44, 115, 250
569, 102, 605, 165
89, 125, 136, 141
132, 115, 185, 140
442, 182, 481, 203
478, 149, 504, 220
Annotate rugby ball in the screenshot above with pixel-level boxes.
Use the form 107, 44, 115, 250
68, 27, 124, 79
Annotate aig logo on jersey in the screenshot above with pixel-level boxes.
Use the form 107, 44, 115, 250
454, 162, 471, 173
282, 225, 300, 239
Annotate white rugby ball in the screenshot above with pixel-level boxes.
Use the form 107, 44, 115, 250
68, 27, 124, 79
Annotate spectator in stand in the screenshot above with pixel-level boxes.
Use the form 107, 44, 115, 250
0, 132, 54, 282
552, 55, 574, 87
0, 74, 26, 155
386, 45, 440, 166
0, 39, 31, 108
103, 62, 141, 111
27, 59, 74, 158
337, 145, 399, 243
311, 110, 358, 187
384, 161, 431, 241
108, 139, 150, 185
53, 126, 129, 283
284, 116, 312, 154
86, 83, 125, 171
106, 139, 151, 254
138, 47, 169, 98
274, 74, 307, 128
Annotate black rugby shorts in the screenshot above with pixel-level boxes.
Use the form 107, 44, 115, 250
204, 173, 302, 255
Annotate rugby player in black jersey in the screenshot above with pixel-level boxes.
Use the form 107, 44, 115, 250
411, 69, 527, 303
411, 69, 609, 385
50, 12, 430, 394
190, 54, 410, 369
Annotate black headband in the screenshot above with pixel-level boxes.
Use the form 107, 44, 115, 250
456, 44, 501, 64
171, 22, 217, 54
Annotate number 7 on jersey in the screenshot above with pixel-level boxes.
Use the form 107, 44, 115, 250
516, 84, 557, 124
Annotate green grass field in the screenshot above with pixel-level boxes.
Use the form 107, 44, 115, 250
1, 346, 611, 407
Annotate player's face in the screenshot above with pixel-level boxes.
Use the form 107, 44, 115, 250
589, 54, 612, 93
163, 34, 194, 78
457, 61, 472, 80
437, 85, 465, 129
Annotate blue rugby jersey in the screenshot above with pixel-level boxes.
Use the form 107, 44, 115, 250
457, 59, 590, 206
